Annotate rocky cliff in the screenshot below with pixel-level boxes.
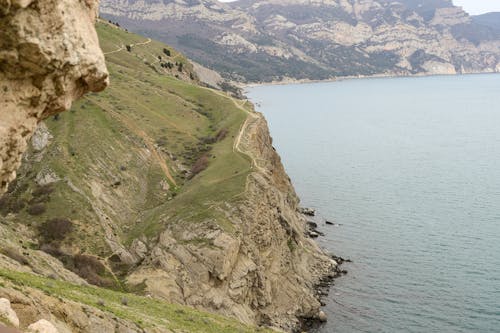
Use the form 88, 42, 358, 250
0, 23, 335, 332
100, 0, 500, 82
127, 111, 336, 331
0, 0, 109, 195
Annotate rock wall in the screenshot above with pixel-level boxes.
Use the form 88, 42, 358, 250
0, 0, 108, 194
127, 112, 336, 332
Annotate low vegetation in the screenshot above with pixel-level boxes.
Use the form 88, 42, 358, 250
0, 269, 273, 333
0, 19, 253, 302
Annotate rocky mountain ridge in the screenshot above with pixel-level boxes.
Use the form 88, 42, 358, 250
100, 0, 500, 82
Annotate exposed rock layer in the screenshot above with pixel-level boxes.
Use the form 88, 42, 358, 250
100, 0, 500, 82
0, 0, 109, 194
128, 112, 336, 331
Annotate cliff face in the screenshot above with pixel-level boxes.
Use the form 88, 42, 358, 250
128, 112, 335, 331
0, 23, 334, 332
0, 0, 109, 194
99, 0, 500, 82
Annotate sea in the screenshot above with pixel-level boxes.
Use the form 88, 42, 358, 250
247, 74, 500, 333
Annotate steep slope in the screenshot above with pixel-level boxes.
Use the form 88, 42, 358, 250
0, 21, 336, 332
99, 0, 500, 82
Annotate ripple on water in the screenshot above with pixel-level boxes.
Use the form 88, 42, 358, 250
248, 74, 500, 333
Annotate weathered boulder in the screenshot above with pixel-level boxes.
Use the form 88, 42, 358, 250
0, 298, 19, 327
27, 319, 59, 333
0, 0, 109, 194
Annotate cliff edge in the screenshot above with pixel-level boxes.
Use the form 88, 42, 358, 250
0, 19, 335, 333
129, 107, 336, 331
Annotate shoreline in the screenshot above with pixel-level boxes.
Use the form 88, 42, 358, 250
240, 70, 500, 90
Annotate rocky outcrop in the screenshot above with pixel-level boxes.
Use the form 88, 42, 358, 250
0, 0, 109, 194
0, 288, 145, 333
26, 320, 59, 333
127, 112, 336, 331
0, 298, 20, 328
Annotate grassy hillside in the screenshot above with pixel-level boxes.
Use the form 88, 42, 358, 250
2, 20, 252, 256
0, 21, 268, 332
0, 268, 271, 333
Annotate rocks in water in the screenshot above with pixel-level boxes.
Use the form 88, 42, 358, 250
318, 310, 328, 322
306, 221, 324, 238
0, 298, 19, 328
309, 231, 319, 238
325, 220, 343, 226
306, 221, 318, 229
27, 319, 59, 333
299, 207, 316, 216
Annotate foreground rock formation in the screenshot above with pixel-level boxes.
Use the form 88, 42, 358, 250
0, 0, 109, 194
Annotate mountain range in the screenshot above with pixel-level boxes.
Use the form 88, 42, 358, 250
100, 0, 500, 82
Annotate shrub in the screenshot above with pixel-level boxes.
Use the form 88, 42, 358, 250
163, 48, 171, 56
189, 154, 209, 179
126, 45, 131, 52
30, 184, 54, 204
27, 203, 46, 216
38, 218, 73, 242
72, 254, 113, 287
215, 128, 229, 142
32, 185, 54, 198
0, 197, 25, 216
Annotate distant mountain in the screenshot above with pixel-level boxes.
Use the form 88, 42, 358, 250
472, 12, 500, 35
100, 0, 500, 82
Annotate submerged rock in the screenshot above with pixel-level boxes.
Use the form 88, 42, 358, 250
299, 207, 316, 216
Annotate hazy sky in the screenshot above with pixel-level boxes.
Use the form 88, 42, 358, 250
453, 0, 500, 15
219, 0, 500, 15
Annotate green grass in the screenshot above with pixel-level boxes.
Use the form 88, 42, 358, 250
0, 269, 273, 333
1, 20, 254, 289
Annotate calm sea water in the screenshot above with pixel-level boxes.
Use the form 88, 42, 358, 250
247, 74, 500, 333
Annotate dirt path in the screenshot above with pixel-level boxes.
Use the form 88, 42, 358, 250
104, 44, 124, 55
104, 38, 151, 56
132, 38, 151, 47
205, 89, 265, 173
86, 97, 178, 187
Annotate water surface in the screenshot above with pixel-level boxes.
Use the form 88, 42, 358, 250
247, 74, 500, 333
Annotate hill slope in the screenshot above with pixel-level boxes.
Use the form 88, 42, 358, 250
100, 0, 500, 82
0, 21, 335, 332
